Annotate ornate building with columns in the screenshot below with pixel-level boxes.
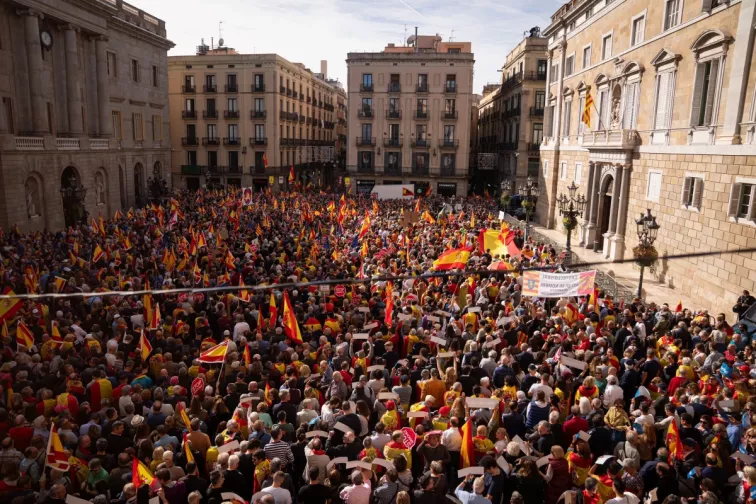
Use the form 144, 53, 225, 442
0, 0, 173, 232
539, 0, 756, 314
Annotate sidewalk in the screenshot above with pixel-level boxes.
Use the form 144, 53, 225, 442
524, 220, 700, 310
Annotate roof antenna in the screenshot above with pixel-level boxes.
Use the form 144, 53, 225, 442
218, 21, 224, 47
450, 29, 455, 42
404, 25, 407, 46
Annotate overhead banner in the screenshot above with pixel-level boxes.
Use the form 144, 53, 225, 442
521, 270, 596, 298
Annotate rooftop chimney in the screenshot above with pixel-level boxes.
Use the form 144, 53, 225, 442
320, 60, 328, 79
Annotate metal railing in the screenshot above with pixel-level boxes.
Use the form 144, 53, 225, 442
224, 110, 240, 119
388, 82, 401, 93
203, 110, 218, 119
386, 110, 402, 119
411, 139, 429, 148
439, 139, 459, 149
443, 111, 458, 120
414, 110, 429, 120
182, 110, 197, 119
530, 107, 544, 117
360, 84, 374, 92
182, 84, 196, 93
249, 137, 268, 146
250, 110, 266, 119
181, 137, 199, 146
383, 138, 402, 147
412, 166, 429, 175
356, 137, 376, 146
358, 108, 374, 118
224, 84, 238, 93
222, 137, 241, 146
416, 83, 429, 93
203, 84, 217, 93
202, 137, 220, 146
445, 83, 457, 94
252, 84, 265, 93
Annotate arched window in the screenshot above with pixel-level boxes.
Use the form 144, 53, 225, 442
25, 175, 41, 218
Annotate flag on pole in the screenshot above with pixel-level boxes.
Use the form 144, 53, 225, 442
288, 166, 295, 184
358, 212, 371, 240
149, 304, 162, 331
282, 291, 303, 344
51, 322, 63, 344
264, 382, 273, 406
269, 293, 278, 329
92, 245, 105, 263
582, 86, 594, 129
384, 282, 394, 328
138, 330, 152, 362
177, 402, 192, 428
198, 340, 229, 363
16, 322, 34, 349
54, 277, 67, 292
132, 457, 155, 488
675, 300, 683, 313
243, 345, 252, 367
459, 417, 475, 468
666, 419, 683, 462
432, 247, 472, 271
46, 424, 70, 471
183, 432, 194, 463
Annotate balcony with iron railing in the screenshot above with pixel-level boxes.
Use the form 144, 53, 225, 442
412, 164, 429, 175
224, 110, 240, 119
181, 137, 199, 146
250, 137, 268, 146
358, 108, 374, 118
202, 137, 220, 146
386, 110, 402, 119
388, 82, 401, 93
445, 83, 457, 94
499, 141, 517, 151
383, 165, 402, 176
203, 84, 217, 93
182, 110, 197, 119
253, 165, 266, 174
227, 165, 243, 174
527, 142, 542, 152
291, 112, 299, 122
203, 109, 218, 119
223, 137, 241, 146
529, 107, 544, 117
440, 165, 456, 177
182, 84, 196, 93
286, 88, 292, 96
299, 115, 306, 123
443, 110, 458, 120
252, 84, 265, 93
318, 100, 323, 107
356, 164, 374, 174
505, 107, 521, 118
414, 110, 429, 120
281, 138, 292, 146
225, 83, 238, 93
360, 83, 373, 93
280, 85, 286, 94
383, 138, 403, 148
300, 94, 304, 102
356, 136, 376, 147
181, 165, 205, 176
416, 83, 429, 93
411, 139, 430, 148
251, 110, 267, 119
292, 91, 298, 99
324, 104, 334, 111
439, 139, 459, 149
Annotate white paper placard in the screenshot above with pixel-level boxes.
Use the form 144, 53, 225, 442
349, 400, 356, 412
560, 356, 587, 370
221, 493, 245, 503
67, 496, 93, 504
407, 411, 429, 418
352, 333, 369, 340
334, 422, 354, 433
346, 460, 373, 470
513, 435, 529, 455
305, 430, 329, 438
595, 455, 614, 465
368, 364, 385, 372
468, 306, 481, 313
430, 336, 447, 345
578, 431, 591, 442
436, 310, 451, 317
357, 307, 370, 313
732, 451, 756, 464
364, 322, 378, 330
310, 373, 321, 380
438, 351, 455, 358
372, 458, 394, 469
426, 315, 440, 323
536, 456, 551, 468
326, 456, 349, 471
496, 456, 511, 474
149, 499, 159, 504
649, 488, 658, 502
457, 467, 485, 477
466, 397, 499, 409
499, 211, 505, 220
719, 399, 736, 409
217, 440, 240, 454
378, 392, 399, 400
398, 314, 412, 321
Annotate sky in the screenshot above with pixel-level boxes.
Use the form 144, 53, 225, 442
135, 0, 558, 94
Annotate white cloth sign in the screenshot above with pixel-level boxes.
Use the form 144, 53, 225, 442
521, 270, 596, 298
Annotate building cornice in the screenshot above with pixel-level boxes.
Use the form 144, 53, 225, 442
108, 16, 174, 50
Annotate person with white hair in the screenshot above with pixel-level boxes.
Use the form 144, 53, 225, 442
339, 470, 371, 504
603, 375, 624, 408
222, 453, 249, 500
160, 451, 185, 481
296, 398, 318, 427
455, 474, 488, 504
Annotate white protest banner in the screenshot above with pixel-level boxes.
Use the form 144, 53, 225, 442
498, 211, 505, 220
496, 456, 511, 475
217, 440, 240, 454
466, 397, 499, 409
326, 457, 349, 471
378, 392, 399, 400
334, 422, 354, 433
560, 356, 587, 371
346, 460, 373, 470
407, 411, 429, 418
595, 455, 614, 465
364, 322, 378, 330
398, 313, 412, 321
430, 336, 447, 346
368, 365, 385, 372
468, 306, 481, 313
357, 307, 370, 313
305, 430, 329, 438
438, 351, 456, 358
457, 467, 485, 477
513, 435, 530, 455
352, 333, 369, 340
426, 315, 441, 323
372, 458, 394, 469
719, 399, 736, 409
521, 270, 596, 298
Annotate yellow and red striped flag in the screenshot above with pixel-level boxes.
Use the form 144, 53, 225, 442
46, 424, 70, 471
51, 322, 63, 345
132, 457, 154, 488
138, 329, 152, 362
54, 277, 67, 292
16, 322, 34, 349
432, 247, 472, 271
177, 402, 191, 428
198, 340, 229, 364
243, 345, 252, 367
282, 290, 303, 345
182, 432, 194, 463
582, 86, 594, 129
459, 417, 475, 469
269, 293, 278, 329
264, 382, 273, 406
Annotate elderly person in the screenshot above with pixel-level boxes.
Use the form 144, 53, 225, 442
339, 470, 371, 504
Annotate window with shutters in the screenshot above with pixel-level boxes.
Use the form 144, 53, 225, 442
575, 163, 583, 185
560, 162, 568, 180
728, 181, 756, 222
597, 88, 609, 131
578, 96, 586, 135
646, 171, 662, 202
111, 110, 121, 139
132, 112, 143, 140
602, 34, 613, 60
562, 99, 572, 136
582, 45, 591, 69
622, 82, 640, 129
631, 14, 646, 46
681, 175, 704, 210
152, 115, 162, 141
664, 0, 682, 30
653, 71, 675, 130
691, 59, 720, 127
565, 55, 575, 77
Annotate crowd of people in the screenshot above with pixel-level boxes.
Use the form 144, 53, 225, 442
0, 188, 754, 504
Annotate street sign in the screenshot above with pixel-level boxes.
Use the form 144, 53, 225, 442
401, 427, 417, 449
191, 377, 205, 396
334, 285, 346, 297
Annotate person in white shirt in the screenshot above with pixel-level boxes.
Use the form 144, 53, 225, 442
603, 376, 624, 408
259, 471, 292, 504
528, 375, 553, 400
442, 417, 463, 453
370, 424, 391, 452
606, 478, 640, 504
232, 314, 250, 342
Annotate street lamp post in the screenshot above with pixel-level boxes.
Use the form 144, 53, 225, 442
556, 181, 587, 266
633, 208, 660, 299
500, 179, 512, 211
518, 176, 541, 243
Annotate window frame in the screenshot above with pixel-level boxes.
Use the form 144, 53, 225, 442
106, 51, 118, 77
131, 59, 139, 83
728, 178, 756, 224
560, 162, 568, 180
582, 44, 592, 70
646, 169, 663, 202
681, 173, 704, 211
663, 0, 683, 31
575, 162, 583, 185
631, 11, 647, 47
601, 32, 614, 61
565, 54, 575, 77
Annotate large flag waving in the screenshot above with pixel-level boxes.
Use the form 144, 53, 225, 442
478, 228, 520, 257
16, 322, 34, 349
459, 417, 475, 469
138, 330, 152, 362
132, 457, 155, 488
358, 212, 371, 240
198, 340, 229, 363
282, 290, 303, 345
46, 424, 70, 471
0, 288, 23, 322
582, 87, 594, 129
269, 293, 278, 329
432, 247, 472, 271
666, 419, 683, 462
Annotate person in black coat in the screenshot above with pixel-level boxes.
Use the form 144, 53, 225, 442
180, 462, 208, 500
222, 456, 249, 500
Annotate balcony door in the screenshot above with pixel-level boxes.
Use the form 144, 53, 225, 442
207, 150, 218, 167
186, 124, 196, 140
255, 124, 265, 141
444, 125, 455, 142
389, 123, 400, 140
185, 98, 195, 112
361, 123, 372, 141
207, 124, 217, 139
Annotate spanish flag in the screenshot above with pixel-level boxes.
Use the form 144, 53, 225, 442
51, 323, 63, 344
459, 417, 475, 469
149, 304, 162, 332
358, 212, 371, 240
589, 288, 600, 314
675, 300, 683, 313
402, 188, 413, 197
282, 290, 303, 345
198, 340, 229, 364
432, 247, 472, 271
666, 418, 683, 462
92, 245, 105, 263
564, 303, 579, 325
239, 277, 251, 303
263, 153, 268, 168
177, 402, 191, 428
288, 166, 295, 184
1, 320, 8, 340
243, 345, 252, 367
478, 228, 520, 257
182, 432, 194, 463
16, 322, 34, 349
0, 288, 22, 323
414, 197, 422, 213
46, 424, 70, 471
303, 316, 322, 332
269, 293, 278, 329
132, 457, 154, 488
421, 210, 436, 224
54, 277, 67, 292
138, 330, 152, 362
264, 382, 273, 406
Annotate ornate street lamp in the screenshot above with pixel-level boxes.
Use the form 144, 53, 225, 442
500, 179, 512, 209
633, 208, 660, 299
518, 176, 541, 243
557, 181, 586, 266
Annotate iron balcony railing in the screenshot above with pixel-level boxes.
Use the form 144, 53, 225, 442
443, 111, 458, 120
445, 83, 457, 94
202, 137, 220, 146
280, 86, 286, 94
223, 137, 241, 146
414, 110, 429, 120
182, 84, 196, 93
181, 165, 204, 176
203, 109, 218, 119
386, 110, 402, 119
388, 82, 401, 93
181, 137, 199, 146
356, 136, 376, 146
252, 84, 265, 93
528, 142, 542, 151
440, 166, 456, 177
439, 139, 459, 149
412, 165, 429, 175
383, 138, 403, 147
411, 139, 429, 148
224, 110, 240, 119
182, 110, 197, 119
416, 83, 429, 93
530, 107, 544, 117
358, 108, 374, 118
203, 84, 217, 93
360, 84, 374, 92
250, 137, 268, 146
224, 84, 238, 93
251, 110, 267, 119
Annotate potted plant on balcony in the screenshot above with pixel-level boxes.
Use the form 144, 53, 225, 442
632, 244, 658, 269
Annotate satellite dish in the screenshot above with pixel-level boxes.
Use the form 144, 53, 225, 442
218, 37, 225, 47
407, 35, 416, 45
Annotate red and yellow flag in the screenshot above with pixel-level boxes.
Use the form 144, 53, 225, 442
132, 457, 154, 488
432, 247, 472, 271
92, 245, 105, 263
402, 188, 413, 197
582, 86, 594, 129
269, 293, 278, 329
264, 382, 273, 406
0, 288, 22, 323
51, 322, 63, 344
478, 228, 520, 258
54, 277, 67, 292
675, 300, 683, 313
282, 290, 303, 344
459, 417, 475, 469
182, 432, 194, 463
288, 166, 295, 184
358, 212, 371, 240
177, 402, 191, 428
243, 345, 252, 367
138, 329, 152, 362
384, 282, 394, 328
666, 420, 683, 462
46, 424, 70, 471
198, 340, 229, 364
16, 322, 34, 349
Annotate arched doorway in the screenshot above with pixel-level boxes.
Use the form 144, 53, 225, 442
134, 163, 144, 207
595, 174, 614, 251
60, 166, 86, 228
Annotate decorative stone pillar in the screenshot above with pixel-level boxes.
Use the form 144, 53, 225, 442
95, 36, 112, 137
605, 164, 623, 259
64, 25, 83, 135
616, 164, 633, 238
585, 162, 600, 249
20, 10, 47, 134
579, 160, 596, 246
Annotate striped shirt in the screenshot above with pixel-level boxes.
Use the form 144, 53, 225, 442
263, 440, 294, 467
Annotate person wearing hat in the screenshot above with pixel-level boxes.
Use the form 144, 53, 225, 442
416, 430, 450, 473
380, 400, 401, 431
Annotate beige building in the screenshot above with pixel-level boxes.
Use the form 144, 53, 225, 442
0, 0, 173, 232
346, 35, 475, 197
168, 47, 338, 192
477, 34, 548, 191
539, 0, 756, 313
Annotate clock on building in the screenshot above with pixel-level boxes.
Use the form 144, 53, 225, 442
40, 30, 53, 49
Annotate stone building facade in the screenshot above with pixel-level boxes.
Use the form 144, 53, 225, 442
346, 36, 475, 197
168, 48, 339, 193
539, 0, 756, 314
0, 0, 173, 232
